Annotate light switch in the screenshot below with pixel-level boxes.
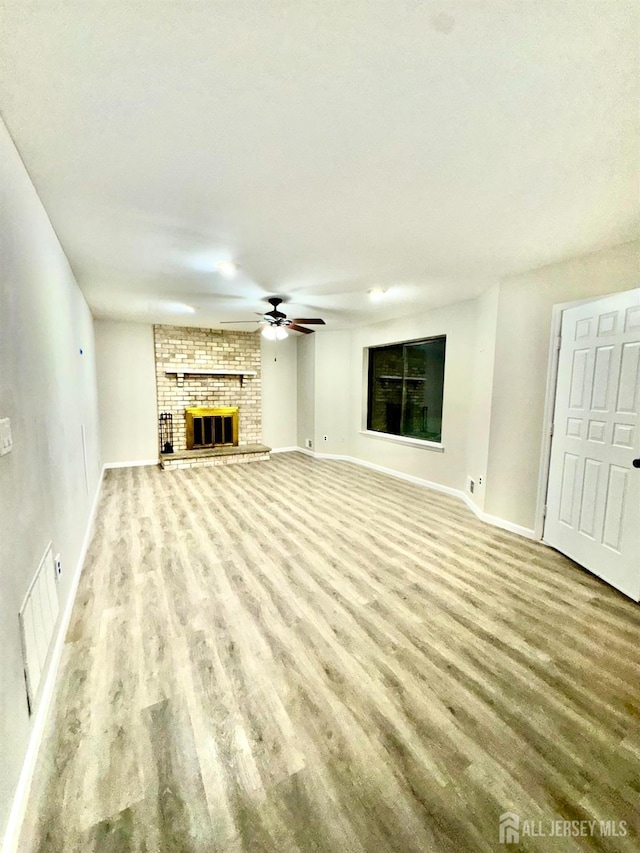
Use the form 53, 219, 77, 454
0, 418, 13, 456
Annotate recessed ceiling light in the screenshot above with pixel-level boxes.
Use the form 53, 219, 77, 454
217, 261, 239, 277
368, 288, 387, 301
163, 302, 196, 314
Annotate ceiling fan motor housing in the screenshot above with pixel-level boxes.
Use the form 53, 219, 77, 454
266, 298, 287, 323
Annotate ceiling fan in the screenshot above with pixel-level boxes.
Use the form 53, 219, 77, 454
222, 297, 326, 338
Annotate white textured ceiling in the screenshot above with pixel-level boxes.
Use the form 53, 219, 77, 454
1, 1, 638, 329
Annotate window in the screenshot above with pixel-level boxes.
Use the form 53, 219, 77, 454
367, 336, 446, 443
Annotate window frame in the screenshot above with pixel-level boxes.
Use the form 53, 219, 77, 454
364, 334, 446, 450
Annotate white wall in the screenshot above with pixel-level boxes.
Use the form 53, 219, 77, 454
261, 335, 298, 449
293, 330, 352, 457
296, 334, 316, 449
345, 300, 477, 492
94, 321, 298, 461
94, 321, 158, 464
300, 301, 479, 495
485, 240, 640, 529
465, 283, 499, 512
0, 118, 101, 839
314, 331, 351, 456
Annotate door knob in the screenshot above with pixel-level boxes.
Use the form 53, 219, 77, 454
633, 459, 640, 469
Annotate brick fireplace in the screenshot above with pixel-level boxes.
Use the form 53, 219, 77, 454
153, 325, 270, 469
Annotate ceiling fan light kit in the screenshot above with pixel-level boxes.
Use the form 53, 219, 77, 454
262, 325, 288, 340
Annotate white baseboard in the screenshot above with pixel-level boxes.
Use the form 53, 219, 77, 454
269, 446, 299, 454
287, 447, 536, 540
103, 459, 158, 469
296, 446, 316, 457
2, 466, 106, 853
459, 493, 536, 539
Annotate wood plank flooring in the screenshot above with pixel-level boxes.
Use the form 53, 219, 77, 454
18, 453, 640, 852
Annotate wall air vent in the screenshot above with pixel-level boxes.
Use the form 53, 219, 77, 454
18, 543, 60, 714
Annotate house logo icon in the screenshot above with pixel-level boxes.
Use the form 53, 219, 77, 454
499, 812, 520, 844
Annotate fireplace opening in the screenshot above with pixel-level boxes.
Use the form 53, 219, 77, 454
186, 407, 239, 450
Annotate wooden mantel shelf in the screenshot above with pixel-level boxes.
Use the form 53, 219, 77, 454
165, 368, 257, 387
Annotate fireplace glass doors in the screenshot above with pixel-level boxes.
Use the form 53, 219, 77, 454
185, 407, 239, 450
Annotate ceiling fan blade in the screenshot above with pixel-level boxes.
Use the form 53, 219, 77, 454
288, 323, 314, 334
291, 318, 326, 325
220, 320, 261, 324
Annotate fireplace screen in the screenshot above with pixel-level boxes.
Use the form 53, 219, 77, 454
185, 407, 239, 450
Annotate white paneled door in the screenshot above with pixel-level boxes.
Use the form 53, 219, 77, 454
544, 289, 640, 601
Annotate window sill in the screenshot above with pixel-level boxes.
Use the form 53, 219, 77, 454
359, 430, 445, 452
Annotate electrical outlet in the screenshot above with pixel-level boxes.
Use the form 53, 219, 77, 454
54, 554, 62, 580
323, 435, 328, 442
0, 418, 13, 456
478, 476, 483, 486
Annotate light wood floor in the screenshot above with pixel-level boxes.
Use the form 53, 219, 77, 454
19, 453, 640, 852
